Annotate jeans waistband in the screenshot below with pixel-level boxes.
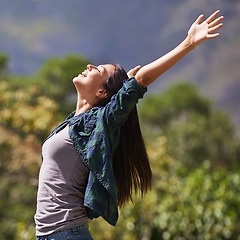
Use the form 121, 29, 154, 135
36, 222, 90, 239
70, 223, 89, 231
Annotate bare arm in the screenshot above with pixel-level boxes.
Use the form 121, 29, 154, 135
134, 10, 224, 88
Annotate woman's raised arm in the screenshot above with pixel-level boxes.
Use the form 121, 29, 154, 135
134, 10, 224, 88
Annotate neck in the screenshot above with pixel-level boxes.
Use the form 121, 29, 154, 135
75, 93, 98, 116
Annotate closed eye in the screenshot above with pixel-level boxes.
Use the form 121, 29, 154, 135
97, 66, 104, 75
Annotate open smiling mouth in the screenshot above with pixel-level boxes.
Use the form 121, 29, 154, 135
81, 70, 87, 77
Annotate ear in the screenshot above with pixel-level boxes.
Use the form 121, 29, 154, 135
96, 89, 108, 99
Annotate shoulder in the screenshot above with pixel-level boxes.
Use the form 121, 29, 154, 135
122, 76, 147, 96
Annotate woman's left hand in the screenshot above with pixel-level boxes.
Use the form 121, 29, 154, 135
187, 10, 224, 48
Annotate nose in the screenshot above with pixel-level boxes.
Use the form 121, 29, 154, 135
87, 64, 97, 71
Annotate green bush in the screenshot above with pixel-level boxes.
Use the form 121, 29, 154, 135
89, 138, 240, 240
150, 161, 240, 240
139, 82, 240, 170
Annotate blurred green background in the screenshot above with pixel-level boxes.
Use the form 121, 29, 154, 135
0, 0, 240, 239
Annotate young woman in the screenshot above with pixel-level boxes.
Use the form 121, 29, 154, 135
35, 10, 224, 240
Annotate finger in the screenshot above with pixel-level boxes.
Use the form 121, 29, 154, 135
195, 14, 205, 24
206, 10, 220, 24
134, 65, 141, 71
208, 16, 224, 28
127, 65, 141, 77
127, 69, 133, 77
208, 23, 223, 34
207, 33, 220, 39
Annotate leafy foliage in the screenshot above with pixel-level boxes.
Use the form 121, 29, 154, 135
139, 82, 240, 170
0, 74, 58, 240
89, 138, 240, 240
140, 83, 211, 128
6, 54, 91, 118
0, 53, 8, 76
36, 54, 89, 100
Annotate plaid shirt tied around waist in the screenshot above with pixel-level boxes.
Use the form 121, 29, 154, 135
44, 77, 147, 226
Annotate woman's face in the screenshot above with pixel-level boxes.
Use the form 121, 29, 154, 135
73, 64, 115, 97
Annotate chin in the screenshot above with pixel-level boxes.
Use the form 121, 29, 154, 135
73, 76, 83, 90
73, 81, 81, 93
73, 76, 78, 83
73, 75, 82, 83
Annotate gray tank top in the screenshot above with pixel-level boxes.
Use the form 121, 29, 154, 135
35, 126, 89, 236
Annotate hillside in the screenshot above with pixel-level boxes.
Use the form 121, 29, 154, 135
0, 0, 239, 129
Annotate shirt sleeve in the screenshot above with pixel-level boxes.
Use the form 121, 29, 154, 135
103, 76, 147, 132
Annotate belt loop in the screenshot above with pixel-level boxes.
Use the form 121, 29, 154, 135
72, 226, 79, 234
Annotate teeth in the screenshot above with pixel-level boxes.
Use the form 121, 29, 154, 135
82, 71, 87, 77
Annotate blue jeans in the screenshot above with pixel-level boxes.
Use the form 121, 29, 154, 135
36, 223, 93, 240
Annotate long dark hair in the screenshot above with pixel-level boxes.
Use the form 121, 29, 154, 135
101, 64, 152, 207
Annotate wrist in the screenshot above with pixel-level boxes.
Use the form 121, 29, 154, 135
183, 36, 196, 51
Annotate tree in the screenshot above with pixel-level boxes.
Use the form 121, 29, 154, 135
0, 80, 58, 240
36, 54, 91, 116
89, 138, 240, 240
139, 82, 240, 169
0, 53, 8, 76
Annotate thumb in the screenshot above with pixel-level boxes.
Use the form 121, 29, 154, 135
195, 14, 204, 24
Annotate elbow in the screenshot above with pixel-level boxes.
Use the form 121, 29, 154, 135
135, 73, 150, 88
